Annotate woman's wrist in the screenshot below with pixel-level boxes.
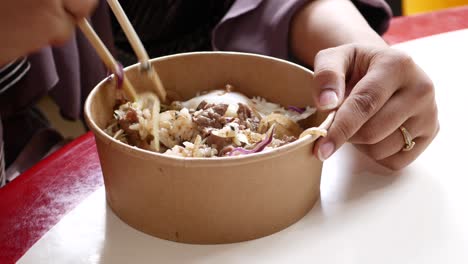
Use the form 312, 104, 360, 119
290, 0, 388, 67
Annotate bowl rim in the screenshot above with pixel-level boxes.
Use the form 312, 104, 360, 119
84, 51, 334, 167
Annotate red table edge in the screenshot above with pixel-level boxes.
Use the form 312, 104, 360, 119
1, 5, 468, 264
0, 132, 103, 263
7, 132, 95, 189
384, 5, 468, 44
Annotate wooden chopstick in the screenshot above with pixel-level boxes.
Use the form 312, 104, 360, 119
106, 0, 149, 63
77, 18, 138, 101
106, 0, 167, 101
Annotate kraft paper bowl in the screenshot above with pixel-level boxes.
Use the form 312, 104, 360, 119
84, 52, 333, 244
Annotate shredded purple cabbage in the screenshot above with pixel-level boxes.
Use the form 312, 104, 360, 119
229, 126, 276, 156
105, 63, 124, 89
116, 63, 124, 89
287, 106, 306, 114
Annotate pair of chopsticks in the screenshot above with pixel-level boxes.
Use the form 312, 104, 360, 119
77, 0, 166, 102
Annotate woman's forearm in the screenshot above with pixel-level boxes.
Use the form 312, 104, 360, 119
290, 0, 388, 67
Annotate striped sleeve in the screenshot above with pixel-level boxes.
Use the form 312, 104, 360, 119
0, 118, 5, 187
0, 57, 31, 95
1, 140, 5, 187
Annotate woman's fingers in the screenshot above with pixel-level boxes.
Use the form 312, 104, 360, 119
311, 45, 439, 170
49, 13, 76, 46
353, 117, 420, 161
354, 103, 438, 167
54, 0, 98, 45
376, 136, 434, 170
313, 47, 407, 161
63, 0, 98, 18
0, 0, 99, 63
350, 60, 438, 168
349, 90, 415, 145
312, 45, 353, 110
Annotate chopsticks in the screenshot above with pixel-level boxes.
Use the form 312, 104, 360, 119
77, 18, 138, 101
106, 0, 167, 102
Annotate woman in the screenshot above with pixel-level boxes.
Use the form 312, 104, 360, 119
0, 0, 438, 186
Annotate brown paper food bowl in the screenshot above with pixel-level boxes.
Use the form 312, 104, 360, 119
84, 52, 332, 244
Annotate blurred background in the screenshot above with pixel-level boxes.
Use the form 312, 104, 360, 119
386, 0, 468, 15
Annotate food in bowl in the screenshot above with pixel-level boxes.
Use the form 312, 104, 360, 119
85, 52, 333, 244
104, 84, 326, 157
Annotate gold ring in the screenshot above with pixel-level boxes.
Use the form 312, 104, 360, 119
399, 126, 415, 152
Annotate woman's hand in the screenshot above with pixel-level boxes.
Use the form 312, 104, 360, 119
312, 44, 439, 170
289, 0, 438, 169
0, 0, 98, 65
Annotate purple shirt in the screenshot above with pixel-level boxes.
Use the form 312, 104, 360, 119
213, 0, 391, 58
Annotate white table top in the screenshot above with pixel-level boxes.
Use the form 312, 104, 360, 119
18, 29, 468, 264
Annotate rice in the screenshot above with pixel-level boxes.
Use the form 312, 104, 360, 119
106, 85, 319, 157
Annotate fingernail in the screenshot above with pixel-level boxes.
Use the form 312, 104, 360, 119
319, 89, 338, 110
318, 141, 335, 161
